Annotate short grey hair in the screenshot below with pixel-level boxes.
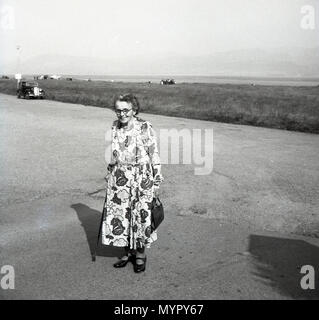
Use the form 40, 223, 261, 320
113, 93, 140, 115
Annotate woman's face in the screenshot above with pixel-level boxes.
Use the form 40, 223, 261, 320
114, 101, 135, 124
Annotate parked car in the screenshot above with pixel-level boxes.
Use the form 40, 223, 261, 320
1, 75, 10, 79
50, 75, 61, 80
34, 75, 45, 80
160, 79, 176, 85
17, 81, 45, 99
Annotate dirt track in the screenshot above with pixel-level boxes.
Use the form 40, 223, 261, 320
1, 93, 319, 300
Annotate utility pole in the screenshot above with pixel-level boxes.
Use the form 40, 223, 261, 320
15, 45, 22, 88
16, 45, 21, 72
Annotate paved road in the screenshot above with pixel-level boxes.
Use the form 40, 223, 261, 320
1, 93, 319, 300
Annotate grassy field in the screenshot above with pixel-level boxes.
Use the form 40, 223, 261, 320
1, 78, 319, 133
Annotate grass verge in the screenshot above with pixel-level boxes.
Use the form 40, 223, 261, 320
1, 79, 318, 133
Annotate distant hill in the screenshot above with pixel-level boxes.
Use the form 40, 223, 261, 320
2, 47, 319, 77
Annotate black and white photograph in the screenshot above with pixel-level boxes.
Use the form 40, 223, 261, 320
1, 0, 319, 304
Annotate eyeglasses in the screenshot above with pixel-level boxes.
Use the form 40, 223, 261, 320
115, 108, 133, 116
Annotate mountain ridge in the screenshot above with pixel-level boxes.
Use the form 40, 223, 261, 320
2, 47, 319, 77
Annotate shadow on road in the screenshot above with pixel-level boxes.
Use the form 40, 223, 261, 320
249, 234, 319, 299
71, 203, 125, 259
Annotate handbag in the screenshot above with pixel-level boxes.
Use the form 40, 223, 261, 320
151, 196, 164, 232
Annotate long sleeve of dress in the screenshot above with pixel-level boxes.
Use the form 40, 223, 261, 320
145, 122, 164, 189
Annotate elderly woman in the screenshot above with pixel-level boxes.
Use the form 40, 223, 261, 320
102, 94, 163, 273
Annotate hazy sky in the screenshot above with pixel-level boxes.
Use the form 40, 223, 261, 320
1, 0, 318, 65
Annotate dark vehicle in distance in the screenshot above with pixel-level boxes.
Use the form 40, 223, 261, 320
17, 81, 45, 99
1, 75, 10, 79
160, 79, 176, 85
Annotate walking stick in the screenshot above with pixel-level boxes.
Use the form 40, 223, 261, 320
92, 191, 107, 262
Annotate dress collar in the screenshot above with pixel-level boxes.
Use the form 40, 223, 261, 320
117, 117, 136, 131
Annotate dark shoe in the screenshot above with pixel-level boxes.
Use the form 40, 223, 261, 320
134, 256, 147, 273
113, 255, 131, 268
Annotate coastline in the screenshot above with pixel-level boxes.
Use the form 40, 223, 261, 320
6, 74, 319, 86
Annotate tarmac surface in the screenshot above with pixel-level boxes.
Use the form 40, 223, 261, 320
0, 93, 319, 300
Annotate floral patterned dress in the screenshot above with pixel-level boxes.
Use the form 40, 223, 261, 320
101, 116, 163, 250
